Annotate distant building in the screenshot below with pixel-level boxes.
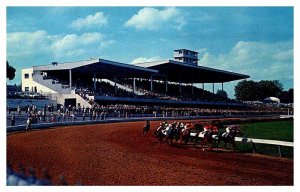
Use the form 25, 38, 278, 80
263, 97, 280, 103
173, 49, 198, 66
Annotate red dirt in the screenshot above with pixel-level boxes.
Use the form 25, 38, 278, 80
7, 120, 293, 185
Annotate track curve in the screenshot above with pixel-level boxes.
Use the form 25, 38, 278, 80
7, 120, 293, 185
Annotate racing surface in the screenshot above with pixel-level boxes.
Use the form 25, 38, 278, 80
7, 120, 293, 185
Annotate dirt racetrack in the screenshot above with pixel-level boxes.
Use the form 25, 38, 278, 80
7, 120, 293, 185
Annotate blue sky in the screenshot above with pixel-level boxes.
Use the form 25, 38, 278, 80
7, 7, 293, 98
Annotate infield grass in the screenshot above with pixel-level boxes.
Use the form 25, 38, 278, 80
220, 119, 294, 157
241, 120, 293, 142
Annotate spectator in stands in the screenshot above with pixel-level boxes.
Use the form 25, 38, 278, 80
57, 110, 61, 122
82, 112, 86, 121
7, 105, 11, 114
11, 113, 15, 126
26, 116, 32, 130
62, 112, 66, 122
43, 104, 47, 113
93, 110, 96, 120
26, 105, 30, 114
42, 110, 46, 122
17, 106, 21, 116
70, 113, 77, 121
50, 113, 55, 123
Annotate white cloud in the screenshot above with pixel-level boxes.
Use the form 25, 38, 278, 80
7, 30, 115, 61
124, 7, 186, 31
70, 12, 108, 30
7, 30, 51, 57
198, 40, 293, 97
99, 40, 116, 50
51, 32, 104, 58
131, 56, 162, 64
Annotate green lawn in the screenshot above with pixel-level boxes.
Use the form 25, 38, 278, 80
240, 120, 293, 142
220, 120, 294, 157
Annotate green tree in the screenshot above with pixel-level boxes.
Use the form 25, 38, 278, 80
7, 61, 16, 80
234, 80, 259, 101
257, 80, 283, 100
216, 89, 228, 98
234, 80, 283, 101
279, 88, 293, 103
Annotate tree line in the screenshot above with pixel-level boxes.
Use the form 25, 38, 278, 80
7, 61, 16, 80
234, 80, 293, 103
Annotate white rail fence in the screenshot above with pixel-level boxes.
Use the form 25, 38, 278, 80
235, 137, 293, 157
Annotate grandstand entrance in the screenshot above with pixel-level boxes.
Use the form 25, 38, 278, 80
64, 98, 76, 108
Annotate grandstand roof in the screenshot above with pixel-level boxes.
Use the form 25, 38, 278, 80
32, 58, 249, 83
133, 60, 250, 83
174, 49, 198, 53
33, 59, 159, 79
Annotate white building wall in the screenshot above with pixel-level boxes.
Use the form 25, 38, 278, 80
21, 68, 72, 94
22, 68, 57, 93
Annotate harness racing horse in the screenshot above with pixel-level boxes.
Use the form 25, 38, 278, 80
194, 125, 218, 149
217, 125, 242, 150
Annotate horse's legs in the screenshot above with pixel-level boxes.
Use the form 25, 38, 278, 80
232, 141, 236, 151
185, 136, 190, 144
214, 138, 219, 151
194, 137, 198, 148
200, 138, 205, 149
159, 134, 163, 144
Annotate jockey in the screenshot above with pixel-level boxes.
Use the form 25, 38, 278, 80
171, 121, 177, 129
203, 125, 211, 132
204, 125, 218, 133
212, 126, 218, 134
226, 125, 236, 133
179, 122, 184, 129
184, 123, 193, 130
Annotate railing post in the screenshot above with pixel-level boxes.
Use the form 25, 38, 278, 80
278, 145, 282, 157
251, 141, 256, 154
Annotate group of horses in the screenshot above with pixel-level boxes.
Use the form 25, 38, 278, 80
150, 121, 242, 150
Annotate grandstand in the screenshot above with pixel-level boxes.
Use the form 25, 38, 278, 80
21, 49, 249, 108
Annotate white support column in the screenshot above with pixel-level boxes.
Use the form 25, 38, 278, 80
93, 73, 97, 90
69, 69, 72, 89
150, 75, 153, 92
165, 77, 168, 93
222, 82, 224, 92
179, 81, 182, 95
133, 78, 136, 93
114, 76, 117, 94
